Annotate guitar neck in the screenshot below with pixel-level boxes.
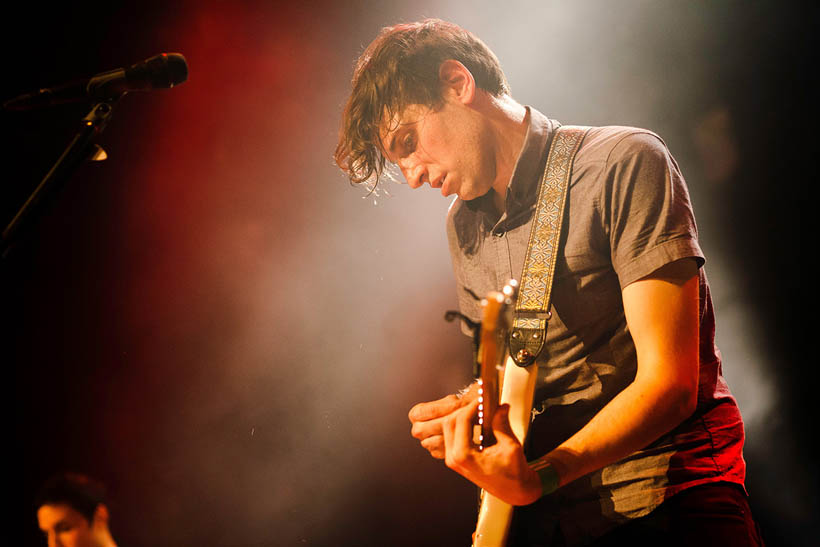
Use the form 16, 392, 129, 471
473, 356, 538, 547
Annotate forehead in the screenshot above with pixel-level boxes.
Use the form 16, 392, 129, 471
37, 503, 87, 529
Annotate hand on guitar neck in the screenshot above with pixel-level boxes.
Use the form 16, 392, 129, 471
443, 399, 543, 506
408, 282, 543, 507
408, 383, 479, 460
409, 388, 541, 505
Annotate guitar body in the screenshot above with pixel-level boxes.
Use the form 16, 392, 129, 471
471, 282, 539, 547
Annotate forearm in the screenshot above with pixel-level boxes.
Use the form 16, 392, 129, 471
534, 372, 696, 488
531, 261, 701, 492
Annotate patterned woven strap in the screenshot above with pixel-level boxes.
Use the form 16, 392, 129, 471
509, 125, 589, 366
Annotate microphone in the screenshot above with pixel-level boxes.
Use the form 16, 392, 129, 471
3, 53, 188, 111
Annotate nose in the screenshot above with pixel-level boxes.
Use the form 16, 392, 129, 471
398, 157, 428, 189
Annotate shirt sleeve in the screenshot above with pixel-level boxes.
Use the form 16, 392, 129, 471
600, 131, 705, 288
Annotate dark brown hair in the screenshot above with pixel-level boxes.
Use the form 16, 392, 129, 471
35, 472, 107, 523
334, 19, 510, 186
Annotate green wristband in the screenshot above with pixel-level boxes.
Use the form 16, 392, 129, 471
529, 460, 559, 496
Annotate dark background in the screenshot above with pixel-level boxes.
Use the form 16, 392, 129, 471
3, 1, 815, 545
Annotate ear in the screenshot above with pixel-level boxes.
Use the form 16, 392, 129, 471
92, 504, 110, 527
438, 60, 476, 105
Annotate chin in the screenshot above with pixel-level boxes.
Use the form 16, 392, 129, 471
461, 187, 491, 202
452, 183, 474, 200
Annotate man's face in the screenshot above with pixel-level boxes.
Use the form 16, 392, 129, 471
379, 93, 497, 201
37, 504, 100, 547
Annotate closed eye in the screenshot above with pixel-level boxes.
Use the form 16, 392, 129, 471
401, 131, 416, 154
55, 521, 74, 533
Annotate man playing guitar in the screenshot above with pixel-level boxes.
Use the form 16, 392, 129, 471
334, 18, 763, 546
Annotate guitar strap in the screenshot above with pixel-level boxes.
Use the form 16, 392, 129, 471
509, 124, 590, 367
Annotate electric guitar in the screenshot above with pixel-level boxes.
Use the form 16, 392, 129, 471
471, 280, 539, 547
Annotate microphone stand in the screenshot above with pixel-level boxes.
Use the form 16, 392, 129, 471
2, 96, 121, 260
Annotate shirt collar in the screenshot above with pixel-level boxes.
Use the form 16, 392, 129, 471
465, 107, 558, 229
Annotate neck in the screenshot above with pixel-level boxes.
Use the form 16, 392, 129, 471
482, 94, 529, 214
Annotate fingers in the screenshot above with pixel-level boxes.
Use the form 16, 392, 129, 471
420, 435, 445, 459
491, 403, 517, 444
410, 415, 443, 441
408, 388, 478, 460
412, 418, 446, 458
443, 398, 479, 470
451, 399, 477, 465
408, 393, 464, 423
434, 401, 539, 506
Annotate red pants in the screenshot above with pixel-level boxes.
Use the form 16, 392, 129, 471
586, 482, 765, 547
514, 482, 765, 546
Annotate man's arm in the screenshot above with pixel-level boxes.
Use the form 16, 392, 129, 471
437, 257, 700, 505
533, 257, 700, 488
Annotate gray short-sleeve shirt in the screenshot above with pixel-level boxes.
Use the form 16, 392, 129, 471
446, 108, 745, 545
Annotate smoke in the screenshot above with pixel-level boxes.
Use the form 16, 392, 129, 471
7, 1, 812, 545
